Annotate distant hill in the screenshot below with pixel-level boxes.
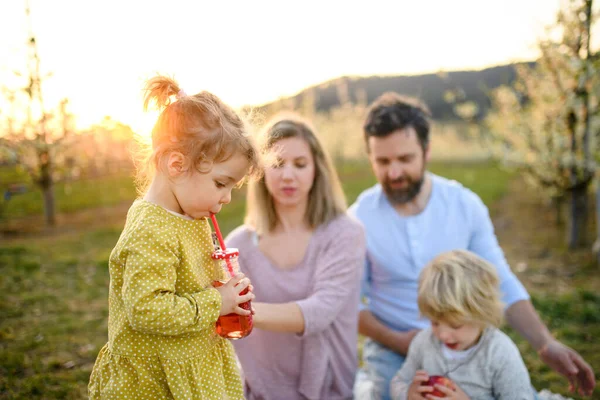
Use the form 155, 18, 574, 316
256, 62, 535, 120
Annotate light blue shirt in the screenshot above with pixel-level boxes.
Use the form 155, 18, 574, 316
349, 173, 529, 332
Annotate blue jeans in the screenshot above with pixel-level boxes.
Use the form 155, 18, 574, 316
353, 338, 540, 400
353, 339, 405, 400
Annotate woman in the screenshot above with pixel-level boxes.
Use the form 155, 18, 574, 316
226, 112, 366, 400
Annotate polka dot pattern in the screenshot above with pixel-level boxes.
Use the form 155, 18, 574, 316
89, 200, 244, 399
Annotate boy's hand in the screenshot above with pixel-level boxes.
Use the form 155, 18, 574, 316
407, 370, 433, 400
425, 379, 469, 400
214, 273, 255, 316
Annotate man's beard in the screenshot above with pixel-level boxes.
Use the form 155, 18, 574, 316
383, 173, 425, 205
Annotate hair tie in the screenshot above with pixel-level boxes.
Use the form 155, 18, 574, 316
177, 89, 187, 99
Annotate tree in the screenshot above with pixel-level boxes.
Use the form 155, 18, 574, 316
482, 0, 599, 249
0, 1, 73, 226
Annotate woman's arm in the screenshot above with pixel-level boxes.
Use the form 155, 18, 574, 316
252, 302, 305, 333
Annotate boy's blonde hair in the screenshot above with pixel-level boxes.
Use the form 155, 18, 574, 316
135, 75, 260, 193
245, 112, 347, 234
418, 250, 504, 328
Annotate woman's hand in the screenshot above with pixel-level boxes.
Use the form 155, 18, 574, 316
214, 273, 254, 316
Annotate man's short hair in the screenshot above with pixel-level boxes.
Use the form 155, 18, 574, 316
363, 92, 432, 150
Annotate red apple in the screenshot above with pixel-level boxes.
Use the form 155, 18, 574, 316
421, 375, 456, 398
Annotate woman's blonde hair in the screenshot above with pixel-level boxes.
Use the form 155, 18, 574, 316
245, 112, 347, 234
135, 75, 260, 193
418, 250, 504, 328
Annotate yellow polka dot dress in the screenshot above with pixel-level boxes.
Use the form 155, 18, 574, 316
89, 200, 244, 399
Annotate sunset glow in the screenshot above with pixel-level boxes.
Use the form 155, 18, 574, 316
0, 0, 568, 136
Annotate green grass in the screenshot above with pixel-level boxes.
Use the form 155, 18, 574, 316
340, 159, 512, 207
0, 228, 118, 399
6, 161, 595, 399
0, 168, 137, 219
1, 160, 510, 234
506, 282, 600, 396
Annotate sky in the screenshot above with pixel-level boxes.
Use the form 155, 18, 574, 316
0, 0, 568, 136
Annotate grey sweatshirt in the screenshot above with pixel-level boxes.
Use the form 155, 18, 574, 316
390, 327, 534, 400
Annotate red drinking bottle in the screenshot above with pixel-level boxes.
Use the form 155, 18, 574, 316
209, 214, 253, 340
211, 248, 253, 339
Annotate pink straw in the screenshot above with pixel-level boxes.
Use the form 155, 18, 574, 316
210, 214, 235, 277
210, 214, 227, 250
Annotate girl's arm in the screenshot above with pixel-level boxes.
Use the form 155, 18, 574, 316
254, 219, 366, 335
122, 220, 221, 336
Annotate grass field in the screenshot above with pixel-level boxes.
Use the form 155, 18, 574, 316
1, 161, 598, 399
0, 167, 137, 219
0, 160, 509, 225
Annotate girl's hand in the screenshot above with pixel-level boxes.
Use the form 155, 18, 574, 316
214, 273, 255, 316
425, 380, 469, 400
248, 284, 256, 315
407, 370, 433, 400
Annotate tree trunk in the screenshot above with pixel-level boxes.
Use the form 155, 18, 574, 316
567, 185, 588, 249
39, 150, 56, 226
552, 196, 564, 227
572, 0, 594, 252
42, 182, 56, 226
595, 186, 600, 265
